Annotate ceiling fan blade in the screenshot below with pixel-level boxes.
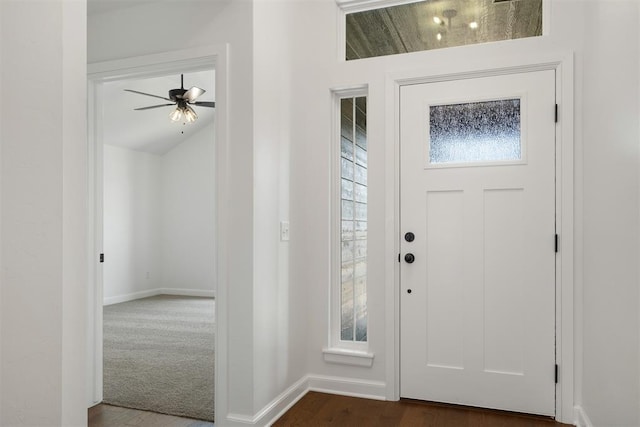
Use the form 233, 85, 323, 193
183, 86, 206, 102
193, 101, 216, 108
134, 104, 175, 111
124, 89, 171, 101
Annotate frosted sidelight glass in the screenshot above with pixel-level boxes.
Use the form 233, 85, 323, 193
429, 99, 521, 164
339, 95, 368, 343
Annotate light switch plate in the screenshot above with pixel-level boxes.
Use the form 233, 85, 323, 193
280, 221, 290, 241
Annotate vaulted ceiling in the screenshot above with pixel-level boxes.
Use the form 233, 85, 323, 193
102, 70, 215, 155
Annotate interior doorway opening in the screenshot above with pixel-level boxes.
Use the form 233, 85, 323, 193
87, 49, 226, 424
102, 69, 216, 421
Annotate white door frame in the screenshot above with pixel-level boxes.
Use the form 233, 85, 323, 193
86, 45, 230, 419
384, 52, 575, 424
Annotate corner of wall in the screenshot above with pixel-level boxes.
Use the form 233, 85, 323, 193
638, 2, 640, 423
252, 0, 302, 417
0, 0, 3, 420
239, 373, 388, 425
61, 0, 88, 423
227, 375, 308, 426
575, 405, 594, 427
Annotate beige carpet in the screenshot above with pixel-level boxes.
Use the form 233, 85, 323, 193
103, 295, 215, 421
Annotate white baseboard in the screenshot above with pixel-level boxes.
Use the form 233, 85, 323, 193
575, 405, 593, 427
307, 374, 387, 401
160, 288, 216, 298
226, 374, 387, 426
103, 288, 215, 305
103, 289, 161, 305
226, 376, 309, 426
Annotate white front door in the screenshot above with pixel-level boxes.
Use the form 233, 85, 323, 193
399, 70, 556, 416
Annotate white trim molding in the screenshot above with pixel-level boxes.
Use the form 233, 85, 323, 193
228, 376, 309, 426
322, 348, 375, 367
336, 0, 424, 14
335, 0, 550, 65
161, 288, 216, 298
335, 0, 551, 52
103, 288, 216, 306
575, 405, 594, 427
308, 374, 386, 401
86, 44, 229, 421
328, 86, 371, 356
103, 289, 160, 306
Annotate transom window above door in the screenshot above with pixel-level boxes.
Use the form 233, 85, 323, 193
345, 0, 543, 60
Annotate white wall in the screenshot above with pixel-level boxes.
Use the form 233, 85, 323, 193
0, 0, 87, 425
103, 145, 162, 303
103, 123, 216, 302
252, 1, 306, 415
0, 0, 3, 417
580, 2, 639, 425
0, 1, 4, 421
160, 123, 216, 293
90, 2, 256, 418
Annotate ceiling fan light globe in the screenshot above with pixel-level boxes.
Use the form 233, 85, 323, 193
169, 108, 183, 122
184, 105, 198, 124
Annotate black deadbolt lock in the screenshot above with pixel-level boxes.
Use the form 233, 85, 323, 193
404, 232, 415, 242
404, 253, 415, 263
407, 289, 412, 294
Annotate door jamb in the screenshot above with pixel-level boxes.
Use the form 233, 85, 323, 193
86, 45, 229, 418
384, 53, 575, 424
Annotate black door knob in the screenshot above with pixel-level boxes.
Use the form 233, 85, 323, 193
405, 232, 415, 242
404, 253, 415, 263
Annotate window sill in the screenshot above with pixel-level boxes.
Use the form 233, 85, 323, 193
322, 348, 375, 367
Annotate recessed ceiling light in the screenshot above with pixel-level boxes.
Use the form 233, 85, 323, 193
469, 21, 478, 29
433, 16, 442, 24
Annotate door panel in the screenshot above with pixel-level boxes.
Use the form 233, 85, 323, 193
425, 190, 465, 370
483, 188, 525, 375
400, 70, 556, 416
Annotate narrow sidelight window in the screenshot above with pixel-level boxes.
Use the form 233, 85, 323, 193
337, 94, 368, 344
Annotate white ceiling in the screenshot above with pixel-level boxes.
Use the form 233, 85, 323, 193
102, 70, 215, 155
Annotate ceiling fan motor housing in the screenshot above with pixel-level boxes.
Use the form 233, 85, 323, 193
169, 88, 188, 102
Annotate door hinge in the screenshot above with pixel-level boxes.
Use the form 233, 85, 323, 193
555, 104, 558, 123
555, 364, 559, 383
398, 253, 401, 263
100, 253, 104, 263
555, 234, 558, 253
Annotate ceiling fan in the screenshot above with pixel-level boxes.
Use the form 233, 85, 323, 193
125, 74, 215, 124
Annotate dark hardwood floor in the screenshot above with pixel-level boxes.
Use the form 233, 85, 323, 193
88, 404, 214, 427
273, 392, 572, 427
89, 393, 572, 427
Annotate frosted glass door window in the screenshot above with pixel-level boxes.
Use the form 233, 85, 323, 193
429, 98, 521, 165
